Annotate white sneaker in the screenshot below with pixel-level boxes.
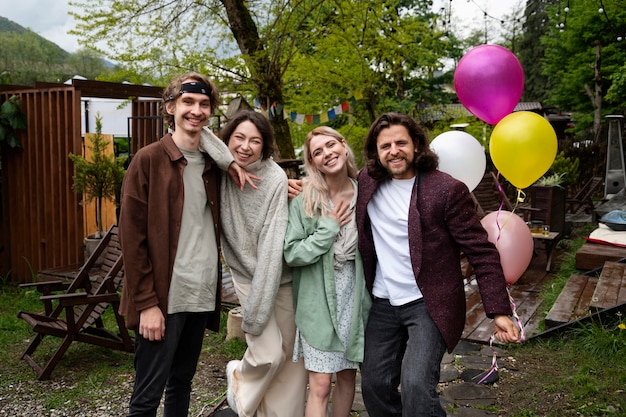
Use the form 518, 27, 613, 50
226, 360, 240, 415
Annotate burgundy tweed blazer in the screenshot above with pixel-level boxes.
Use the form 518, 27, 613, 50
356, 168, 513, 352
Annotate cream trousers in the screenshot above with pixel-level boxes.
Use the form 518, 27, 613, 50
231, 278, 308, 417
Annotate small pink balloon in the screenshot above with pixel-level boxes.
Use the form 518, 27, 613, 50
454, 45, 524, 125
480, 210, 533, 285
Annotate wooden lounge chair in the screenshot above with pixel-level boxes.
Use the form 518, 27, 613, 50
566, 176, 603, 216
17, 225, 134, 380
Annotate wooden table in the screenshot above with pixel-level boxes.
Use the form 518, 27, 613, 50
531, 231, 561, 272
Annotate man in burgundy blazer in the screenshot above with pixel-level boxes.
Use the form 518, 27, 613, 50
356, 112, 519, 417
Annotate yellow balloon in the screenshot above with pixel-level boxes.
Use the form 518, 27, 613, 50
489, 111, 557, 189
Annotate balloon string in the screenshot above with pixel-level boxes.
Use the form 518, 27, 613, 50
494, 209, 515, 249
515, 188, 527, 205
476, 336, 498, 384
477, 288, 525, 385
492, 173, 531, 252
494, 171, 528, 220
508, 286, 527, 342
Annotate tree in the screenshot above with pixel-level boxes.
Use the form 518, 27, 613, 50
283, 0, 453, 147
69, 113, 127, 238
66, 48, 114, 80
542, 0, 626, 141
0, 30, 70, 85
69, 0, 463, 158
519, 0, 556, 103
282, 1, 454, 132
69, 0, 339, 159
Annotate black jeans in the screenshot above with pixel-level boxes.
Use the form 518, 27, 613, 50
127, 311, 209, 417
361, 298, 447, 417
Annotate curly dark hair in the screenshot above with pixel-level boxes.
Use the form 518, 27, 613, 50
161, 72, 220, 130
219, 110, 278, 160
364, 112, 438, 181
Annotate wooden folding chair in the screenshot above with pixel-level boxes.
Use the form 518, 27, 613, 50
566, 176, 603, 215
17, 225, 134, 380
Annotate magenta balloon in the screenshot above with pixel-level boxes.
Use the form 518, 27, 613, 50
480, 210, 533, 285
454, 45, 524, 125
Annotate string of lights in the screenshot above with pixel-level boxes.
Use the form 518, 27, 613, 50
437, 0, 623, 43
555, 0, 624, 42
438, 0, 523, 42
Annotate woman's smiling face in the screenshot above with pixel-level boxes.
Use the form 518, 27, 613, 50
227, 120, 264, 168
308, 134, 348, 176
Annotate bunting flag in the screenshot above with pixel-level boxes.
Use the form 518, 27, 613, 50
261, 91, 363, 125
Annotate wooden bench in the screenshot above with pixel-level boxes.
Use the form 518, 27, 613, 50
544, 274, 598, 329
590, 261, 626, 311
544, 260, 626, 329
575, 242, 626, 270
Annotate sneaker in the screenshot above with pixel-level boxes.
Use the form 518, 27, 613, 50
226, 360, 240, 415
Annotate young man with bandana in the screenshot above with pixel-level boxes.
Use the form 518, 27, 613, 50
119, 72, 252, 417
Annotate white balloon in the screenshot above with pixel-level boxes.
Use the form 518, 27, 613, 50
430, 130, 486, 192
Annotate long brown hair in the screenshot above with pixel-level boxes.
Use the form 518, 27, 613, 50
364, 112, 438, 180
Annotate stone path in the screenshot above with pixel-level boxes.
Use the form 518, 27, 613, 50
210, 340, 512, 416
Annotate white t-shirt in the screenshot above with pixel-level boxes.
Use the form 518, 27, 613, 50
367, 177, 423, 306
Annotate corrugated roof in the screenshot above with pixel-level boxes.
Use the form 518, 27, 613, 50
416, 102, 543, 122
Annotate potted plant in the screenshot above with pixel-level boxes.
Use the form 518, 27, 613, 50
0, 95, 27, 150
69, 113, 126, 244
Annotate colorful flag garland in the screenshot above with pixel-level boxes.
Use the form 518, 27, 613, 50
260, 91, 363, 125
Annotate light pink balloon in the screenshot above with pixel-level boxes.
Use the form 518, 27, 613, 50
480, 210, 533, 285
454, 44, 524, 125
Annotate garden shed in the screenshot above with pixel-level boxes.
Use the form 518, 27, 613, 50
0, 79, 164, 282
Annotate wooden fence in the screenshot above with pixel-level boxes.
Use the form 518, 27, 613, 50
0, 80, 162, 282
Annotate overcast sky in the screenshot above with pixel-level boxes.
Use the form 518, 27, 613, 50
0, 0, 522, 54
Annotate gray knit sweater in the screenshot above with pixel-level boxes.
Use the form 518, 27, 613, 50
200, 130, 291, 336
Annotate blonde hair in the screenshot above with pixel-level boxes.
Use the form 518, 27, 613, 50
301, 126, 358, 217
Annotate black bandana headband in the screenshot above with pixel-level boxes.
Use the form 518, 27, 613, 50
167, 81, 212, 101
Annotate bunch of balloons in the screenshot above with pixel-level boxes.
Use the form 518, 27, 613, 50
431, 44, 559, 285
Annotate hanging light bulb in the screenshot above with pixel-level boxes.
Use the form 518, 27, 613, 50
618, 36, 624, 41
564, 7, 569, 13
598, 8, 604, 13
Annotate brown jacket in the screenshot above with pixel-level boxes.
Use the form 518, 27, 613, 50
118, 134, 222, 331
356, 168, 512, 352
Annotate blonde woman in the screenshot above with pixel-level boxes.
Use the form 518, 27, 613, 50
284, 126, 371, 417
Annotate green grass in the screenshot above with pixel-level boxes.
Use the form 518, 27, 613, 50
0, 281, 246, 413
1, 226, 624, 416
499, 223, 626, 416
503, 316, 626, 416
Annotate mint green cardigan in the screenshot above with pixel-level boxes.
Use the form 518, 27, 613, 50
283, 194, 371, 363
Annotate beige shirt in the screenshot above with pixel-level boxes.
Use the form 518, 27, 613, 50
168, 148, 218, 313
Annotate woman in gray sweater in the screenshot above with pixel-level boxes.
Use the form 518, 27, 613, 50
201, 110, 307, 417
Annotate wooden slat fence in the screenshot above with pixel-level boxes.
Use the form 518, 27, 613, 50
1, 81, 162, 283
1, 87, 83, 282
131, 100, 164, 154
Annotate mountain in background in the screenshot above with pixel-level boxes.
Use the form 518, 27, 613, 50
0, 16, 70, 58
0, 16, 113, 86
